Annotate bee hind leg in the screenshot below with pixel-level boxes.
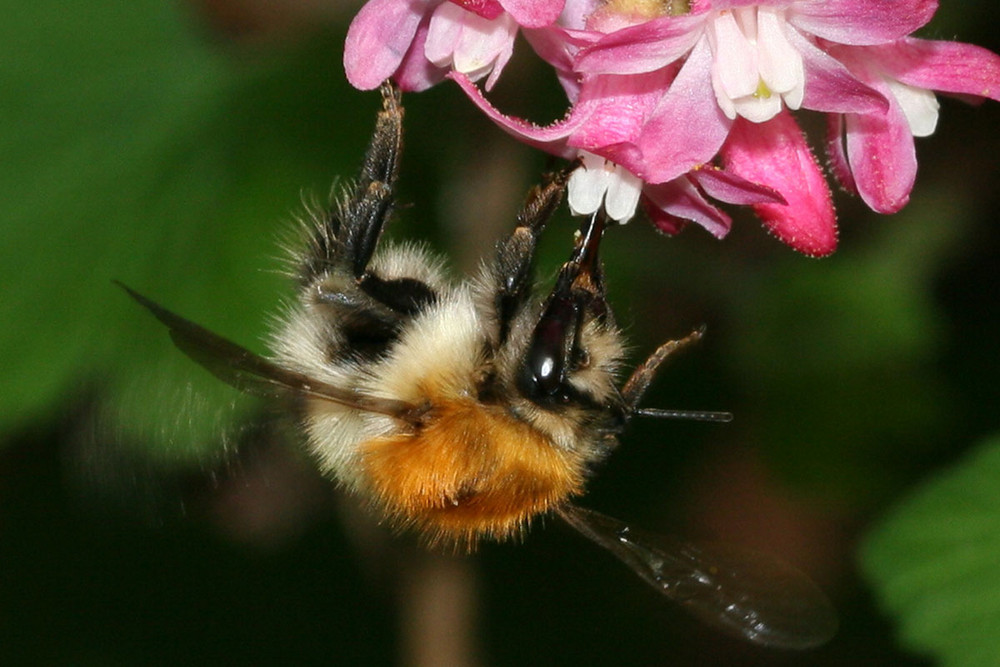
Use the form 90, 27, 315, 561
341, 83, 405, 280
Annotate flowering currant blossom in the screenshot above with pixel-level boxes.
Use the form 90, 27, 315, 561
345, 0, 1000, 255
486, 0, 995, 253
506, 0, 949, 254
344, 0, 564, 91
824, 38, 1000, 214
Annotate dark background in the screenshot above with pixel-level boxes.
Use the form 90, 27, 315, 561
2, 1, 998, 664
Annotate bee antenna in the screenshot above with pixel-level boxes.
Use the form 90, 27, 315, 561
633, 407, 733, 423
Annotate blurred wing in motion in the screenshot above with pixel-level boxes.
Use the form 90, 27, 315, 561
116, 282, 421, 420
556, 504, 838, 650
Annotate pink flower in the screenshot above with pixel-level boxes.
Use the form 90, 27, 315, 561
344, 0, 564, 91
721, 110, 837, 254
453, 0, 1000, 255
643, 163, 791, 239
825, 38, 1000, 213
344, 0, 1000, 256
451, 72, 786, 237
452, 0, 889, 253
554, 0, 938, 254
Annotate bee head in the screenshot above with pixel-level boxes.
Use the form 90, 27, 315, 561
515, 211, 625, 421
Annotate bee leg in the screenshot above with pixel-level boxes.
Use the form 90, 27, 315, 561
342, 83, 405, 280
300, 82, 404, 287
491, 165, 576, 343
619, 326, 706, 410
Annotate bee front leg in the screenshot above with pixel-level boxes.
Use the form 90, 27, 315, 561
489, 165, 577, 343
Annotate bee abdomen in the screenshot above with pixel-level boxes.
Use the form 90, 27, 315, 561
359, 398, 587, 549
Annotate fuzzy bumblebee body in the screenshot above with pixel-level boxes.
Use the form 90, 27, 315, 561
120, 84, 840, 647
269, 88, 628, 546
120, 87, 697, 547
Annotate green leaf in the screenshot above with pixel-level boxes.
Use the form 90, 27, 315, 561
0, 0, 379, 454
861, 436, 1000, 667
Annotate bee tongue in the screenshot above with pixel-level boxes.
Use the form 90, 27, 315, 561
566, 210, 607, 295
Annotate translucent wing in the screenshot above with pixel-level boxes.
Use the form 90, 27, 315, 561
556, 504, 838, 649
117, 282, 422, 420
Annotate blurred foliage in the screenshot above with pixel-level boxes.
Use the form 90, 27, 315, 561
862, 436, 1000, 667
723, 195, 963, 506
0, 0, 393, 454
1, 0, 1000, 665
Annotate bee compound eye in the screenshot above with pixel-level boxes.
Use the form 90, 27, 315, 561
518, 295, 578, 402
519, 334, 562, 399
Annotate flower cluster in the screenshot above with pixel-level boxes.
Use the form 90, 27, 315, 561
345, 0, 1000, 255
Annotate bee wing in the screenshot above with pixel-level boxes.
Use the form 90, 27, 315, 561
117, 282, 421, 419
556, 504, 838, 650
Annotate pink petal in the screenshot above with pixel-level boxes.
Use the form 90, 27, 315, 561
644, 179, 732, 239
567, 69, 675, 154
722, 111, 838, 256
844, 93, 917, 214
345, 0, 433, 90
790, 0, 938, 46
827, 45, 920, 212
825, 114, 858, 194
637, 37, 732, 183
575, 14, 707, 75
500, 0, 565, 28
448, 72, 586, 157
394, 18, 448, 91
524, 25, 599, 66
869, 38, 1000, 102
692, 167, 787, 206
787, 28, 889, 114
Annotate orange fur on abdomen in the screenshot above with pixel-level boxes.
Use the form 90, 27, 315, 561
360, 398, 587, 548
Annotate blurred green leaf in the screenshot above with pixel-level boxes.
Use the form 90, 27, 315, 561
862, 435, 1000, 667
0, 0, 377, 452
722, 192, 969, 505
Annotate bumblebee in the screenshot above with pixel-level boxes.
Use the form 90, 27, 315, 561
121, 84, 836, 649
